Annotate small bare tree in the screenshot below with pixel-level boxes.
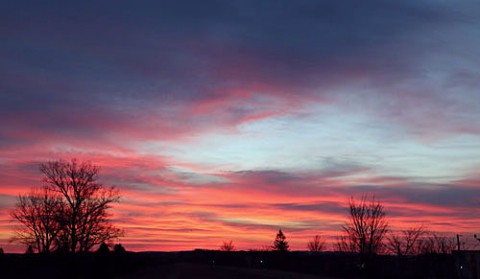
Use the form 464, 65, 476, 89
339, 195, 389, 255
307, 235, 326, 252
417, 233, 455, 255
220, 240, 235, 251
387, 225, 426, 256
11, 187, 64, 253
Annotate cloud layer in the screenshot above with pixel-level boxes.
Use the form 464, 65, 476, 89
1, 0, 480, 251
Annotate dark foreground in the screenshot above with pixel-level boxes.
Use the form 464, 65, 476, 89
0, 250, 475, 279
118, 262, 330, 279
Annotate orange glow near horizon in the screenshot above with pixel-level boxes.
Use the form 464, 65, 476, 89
1, 154, 479, 253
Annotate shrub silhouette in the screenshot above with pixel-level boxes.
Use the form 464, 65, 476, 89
307, 235, 326, 252
97, 242, 110, 254
220, 240, 235, 251
114, 243, 126, 254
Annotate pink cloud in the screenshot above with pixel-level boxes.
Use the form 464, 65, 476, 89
1, 152, 479, 252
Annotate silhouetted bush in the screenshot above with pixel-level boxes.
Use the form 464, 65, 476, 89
97, 242, 110, 254
307, 235, 326, 252
220, 240, 235, 251
114, 243, 126, 254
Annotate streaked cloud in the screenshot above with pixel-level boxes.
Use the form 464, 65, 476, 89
1, 0, 479, 251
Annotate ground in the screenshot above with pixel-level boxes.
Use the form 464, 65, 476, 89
118, 263, 334, 279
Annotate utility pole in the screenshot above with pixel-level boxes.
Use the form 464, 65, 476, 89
456, 234, 461, 251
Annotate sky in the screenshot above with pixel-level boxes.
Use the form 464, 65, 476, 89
1, 0, 480, 252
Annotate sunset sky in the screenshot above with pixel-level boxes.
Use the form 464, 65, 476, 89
1, 1, 480, 252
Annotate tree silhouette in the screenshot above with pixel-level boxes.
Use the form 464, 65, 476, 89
113, 243, 126, 254
417, 232, 455, 254
41, 159, 122, 253
220, 240, 235, 251
96, 242, 110, 254
338, 195, 389, 255
307, 235, 326, 252
272, 229, 289, 252
11, 159, 122, 253
11, 187, 63, 253
386, 225, 426, 256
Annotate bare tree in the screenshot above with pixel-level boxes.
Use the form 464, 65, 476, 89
220, 240, 235, 251
272, 229, 289, 252
387, 225, 426, 256
11, 187, 64, 253
307, 235, 326, 252
11, 159, 122, 253
40, 159, 122, 253
417, 232, 455, 255
339, 195, 389, 255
